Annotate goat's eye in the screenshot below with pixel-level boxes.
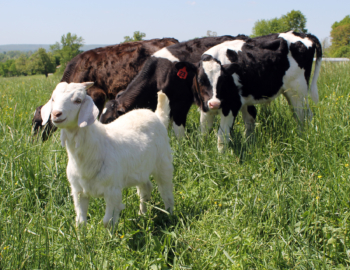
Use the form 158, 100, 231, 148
52, 98, 54, 102
74, 99, 82, 104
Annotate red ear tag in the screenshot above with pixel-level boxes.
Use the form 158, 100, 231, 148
177, 67, 188, 79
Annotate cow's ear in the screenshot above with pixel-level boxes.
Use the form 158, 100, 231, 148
117, 106, 125, 115
222, 63, 239, 75
226, 49, 238, 63
174, 62, 197, 73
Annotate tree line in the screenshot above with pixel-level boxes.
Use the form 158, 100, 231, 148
1, 12, 349, 78
251, 11, 350, 58
0, 33, 84, 78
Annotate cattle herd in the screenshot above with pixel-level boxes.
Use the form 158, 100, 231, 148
34, 31, 322, 226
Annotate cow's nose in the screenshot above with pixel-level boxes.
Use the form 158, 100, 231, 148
208, 100, 221, 109
52, 110, 62, 118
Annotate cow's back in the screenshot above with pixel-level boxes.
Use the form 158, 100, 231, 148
60, 38, 179, 99
166, 35, 249, 62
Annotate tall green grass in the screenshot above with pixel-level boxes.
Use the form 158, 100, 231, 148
0, 63, 349, 269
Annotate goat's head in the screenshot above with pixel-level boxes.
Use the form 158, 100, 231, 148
41, 82, 99, 129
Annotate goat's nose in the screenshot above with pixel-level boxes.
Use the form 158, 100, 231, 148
52, 110, 62, 118
208, 100, 221, 109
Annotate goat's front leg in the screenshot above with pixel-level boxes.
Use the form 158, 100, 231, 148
217, 110, 234, 153
103, 188, 125, 228
72, 191, 90, 226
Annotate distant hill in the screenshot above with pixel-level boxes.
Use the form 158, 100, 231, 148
0, 44, 112, 53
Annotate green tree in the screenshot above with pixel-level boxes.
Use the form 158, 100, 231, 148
27, 48, 55, 77
0, 59, 16, 77
329, 15, 350, 57
281, 10, 307, 33
251, 18, 284, 37
123, 31, 146, 43
0, 63, 4, 76
8, 62, 17, 77
50, 32, 84, 71
332, 15, 350, 29
251, 10, 307, 37
15, 54, 28, 76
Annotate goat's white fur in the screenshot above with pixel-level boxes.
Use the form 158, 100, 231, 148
41, 82, 174, 227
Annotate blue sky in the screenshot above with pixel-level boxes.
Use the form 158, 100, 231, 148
0, 0, 349, 45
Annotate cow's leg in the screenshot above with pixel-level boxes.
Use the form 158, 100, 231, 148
172, 122, 185, 138
241, 105, 257, 137
283, 80, 312, 127
200, 110, 216, 134
217, 110, 235, 153
88, 87, 107, 117
171, 101, 192, 139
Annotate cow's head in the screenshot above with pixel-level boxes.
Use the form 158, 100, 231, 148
99, 91, 124, 124
195, 54, 236, 112
99, 99, 122, 124
32, 105, 44, 135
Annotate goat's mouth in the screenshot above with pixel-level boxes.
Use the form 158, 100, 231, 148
53, 118, 66, 124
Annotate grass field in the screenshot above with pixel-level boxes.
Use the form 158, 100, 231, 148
0, 63, 350, 269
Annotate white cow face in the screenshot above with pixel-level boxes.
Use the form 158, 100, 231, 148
197, 55, 232, 112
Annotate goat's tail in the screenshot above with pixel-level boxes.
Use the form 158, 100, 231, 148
310, 35, 322, 104
155, 91, 170, 128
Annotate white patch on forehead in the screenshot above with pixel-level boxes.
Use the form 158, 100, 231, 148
205, 40, 246, 65
102, 108, 107, 114
152, 48, 180, 62
203, 60, 221, 101
279, 31, 313, 48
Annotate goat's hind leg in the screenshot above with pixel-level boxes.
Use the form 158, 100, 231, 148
153, 162, 174, 213
137, 181, 153, 215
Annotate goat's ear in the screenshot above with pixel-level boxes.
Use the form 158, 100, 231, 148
41, 99, 52, 125
78, 95, 99, 128
81, 82, 94, 89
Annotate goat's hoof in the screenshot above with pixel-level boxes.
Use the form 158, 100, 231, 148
76, 220, 87, 227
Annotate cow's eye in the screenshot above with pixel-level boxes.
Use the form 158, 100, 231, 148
74, 99, 82, 104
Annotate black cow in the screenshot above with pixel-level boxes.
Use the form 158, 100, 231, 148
193, 31, 322, 151
99, 35, 249, 137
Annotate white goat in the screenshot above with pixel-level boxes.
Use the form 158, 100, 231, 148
41, 82, 174, 227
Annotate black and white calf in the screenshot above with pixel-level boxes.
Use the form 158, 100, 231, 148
195, 31, 322, 151
99, 35, 249, 137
